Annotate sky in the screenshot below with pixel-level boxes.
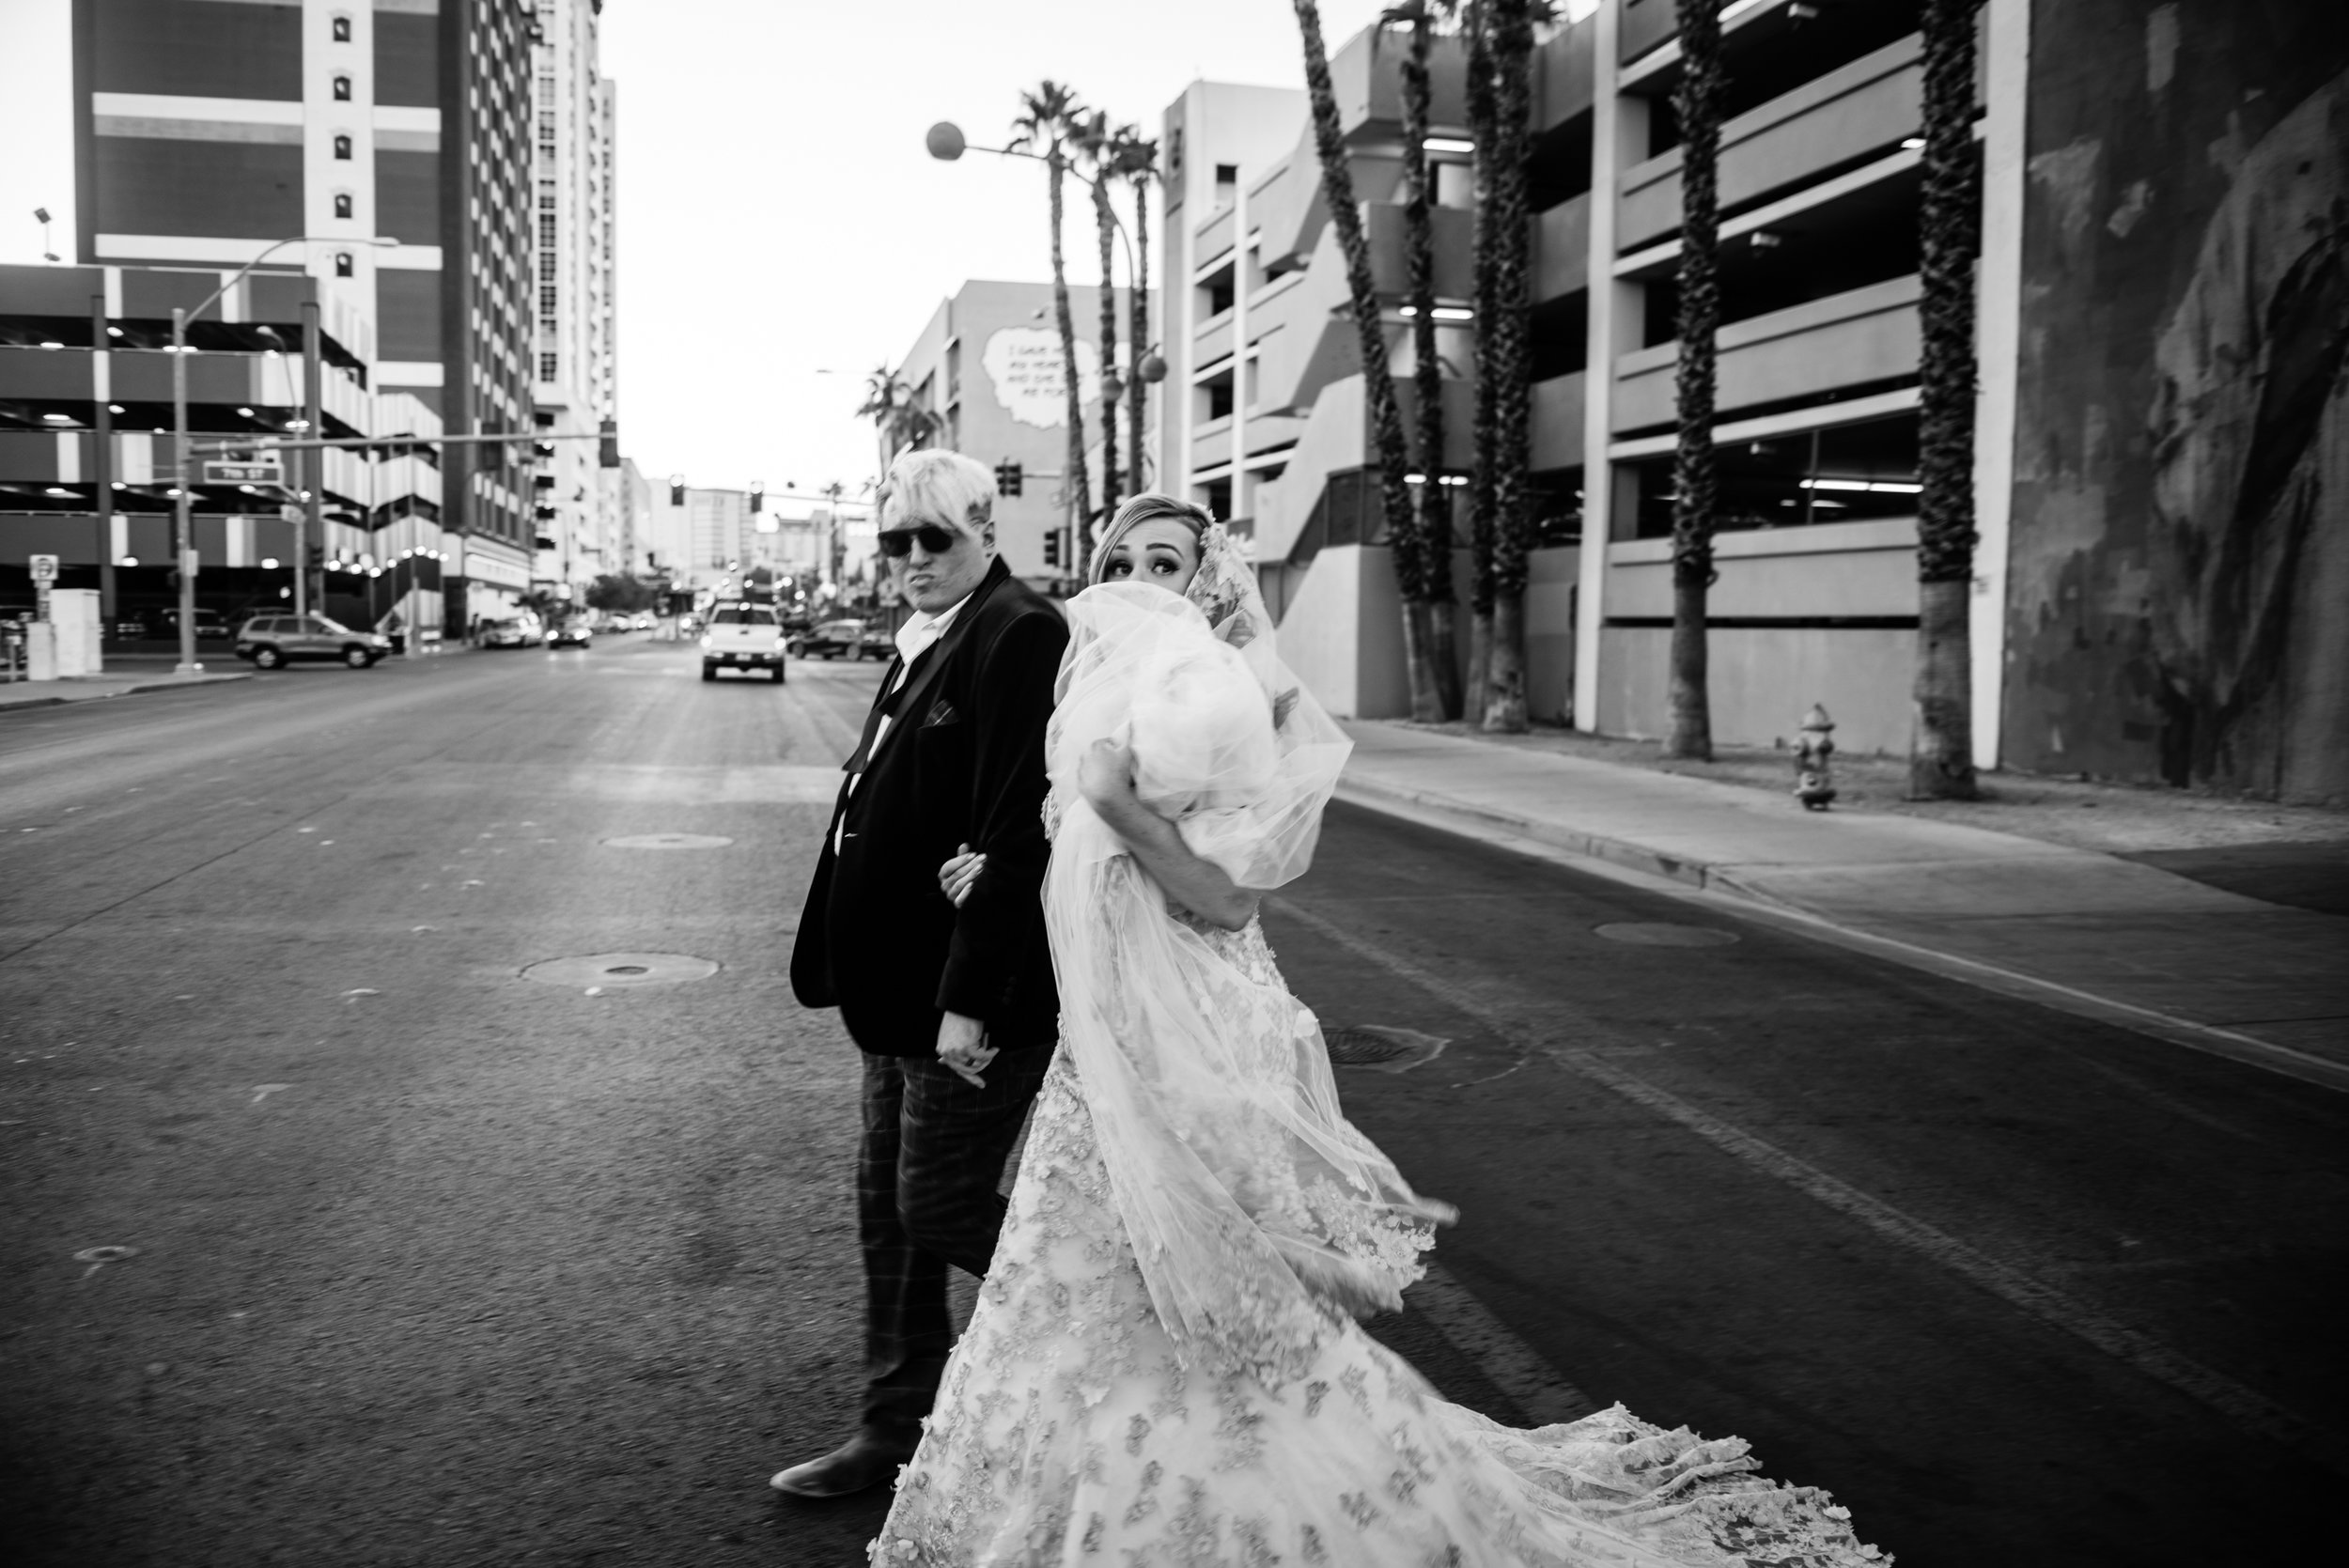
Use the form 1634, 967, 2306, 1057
0, 0, 1400, 512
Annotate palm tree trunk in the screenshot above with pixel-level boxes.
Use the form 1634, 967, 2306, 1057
1092, 172, 1123, 516
1128, 171, 1151, 493
1666, 0, 1722, 760
1293, 0, 1422, 711
1910, 0, 1982, 799
1047, 147, 1095, 565
1482, 0, 1535, 734
1465, 0, 1500, 716
1401, 6, 1460, 721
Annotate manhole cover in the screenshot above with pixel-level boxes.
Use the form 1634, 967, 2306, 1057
520, 953, 720, 987
1593, 923, 1740, 948
602, 832, 735, 850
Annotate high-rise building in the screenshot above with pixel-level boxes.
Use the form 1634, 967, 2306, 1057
527, 0, 618, 603
71, 0, 541, 629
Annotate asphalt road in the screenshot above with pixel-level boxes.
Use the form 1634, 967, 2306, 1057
0, 635, 2341, 1567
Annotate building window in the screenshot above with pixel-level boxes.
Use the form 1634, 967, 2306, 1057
538, 214, 555, 248
333, 133, 352, 161
539, 284, 557, 315
538, 251, 556, 282
332, 74, 352, 101
334, 193, 354, 219
539, 352, 558, 380
331, 15, 350, 42
334, 252, 354, 278
537, 179, 556, 210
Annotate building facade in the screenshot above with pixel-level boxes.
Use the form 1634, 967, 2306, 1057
527, 0, 618, 603
1, 260, 446, 641
888, 279, 1145, 591
70, 0, 542, 629
1165, 0, 2347, 800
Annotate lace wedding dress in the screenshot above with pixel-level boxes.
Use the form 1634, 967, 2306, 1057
870, 555, 1886, 1568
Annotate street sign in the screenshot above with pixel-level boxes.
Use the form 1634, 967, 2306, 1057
203, 459, 284, 484
180, 549, 201, 578
28, 554, 58, 582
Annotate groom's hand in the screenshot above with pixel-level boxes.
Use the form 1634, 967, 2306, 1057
935, 1010, 997, 1088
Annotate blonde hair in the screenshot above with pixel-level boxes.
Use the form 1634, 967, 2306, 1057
879, 448, 995, 539
1089, 493, 1212, 583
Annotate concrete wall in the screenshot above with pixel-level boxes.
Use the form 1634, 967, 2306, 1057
2002, 0, 2349, 802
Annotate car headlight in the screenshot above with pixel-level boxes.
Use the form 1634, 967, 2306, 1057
698, 635, 712, 648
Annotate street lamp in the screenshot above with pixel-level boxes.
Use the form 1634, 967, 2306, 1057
169, 233, 398, 674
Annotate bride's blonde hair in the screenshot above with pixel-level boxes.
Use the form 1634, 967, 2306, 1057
1088, 494, 1212, 584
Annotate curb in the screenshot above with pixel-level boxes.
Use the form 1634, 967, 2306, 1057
1332, 769, 2349, 1097
0, 672, 255, 712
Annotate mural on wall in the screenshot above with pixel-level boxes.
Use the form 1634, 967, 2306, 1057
2007, 1, 2348, 802
981, 328, 1100, 429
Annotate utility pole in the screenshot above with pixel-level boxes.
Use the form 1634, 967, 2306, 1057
91, 292, 115, 633
300, 298, 324, 619
170, 306, 198, 674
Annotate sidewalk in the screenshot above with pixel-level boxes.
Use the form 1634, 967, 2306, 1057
0, 666, 253, 711
1335, 722, 2349, 1091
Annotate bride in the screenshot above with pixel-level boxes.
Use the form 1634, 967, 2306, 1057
870, 495, 1884, 1567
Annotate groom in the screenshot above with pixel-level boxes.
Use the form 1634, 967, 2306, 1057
775, 448, 1068, 1498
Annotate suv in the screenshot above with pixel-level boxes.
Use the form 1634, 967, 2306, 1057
235, 613, 394, 670
701, 602, 786, 682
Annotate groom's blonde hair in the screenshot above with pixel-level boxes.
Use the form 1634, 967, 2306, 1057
880, 449, 995, 542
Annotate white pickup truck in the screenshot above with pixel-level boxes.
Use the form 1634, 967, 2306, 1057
700, 601, 786, 682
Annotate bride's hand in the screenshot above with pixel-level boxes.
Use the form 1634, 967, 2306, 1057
1077, 737, 1139, 816
938, 843, 986, 908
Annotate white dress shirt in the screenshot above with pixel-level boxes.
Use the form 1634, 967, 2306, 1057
836, 590, 974, 850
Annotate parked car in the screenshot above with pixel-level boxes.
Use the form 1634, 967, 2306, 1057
630, 612, 658, 631
149, 605, 233, 640
234, 613, 393, 670
546, 621, 592, 648
859, 622, 896, 660
478, 618, 536, 649
792, 617, 870, 660
701, 601, 786, 682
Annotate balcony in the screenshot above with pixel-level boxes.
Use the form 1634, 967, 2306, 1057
1611, 273, 1920, 434
1534, 14, 1598, 131
1252, 201, 1474, 417
1617, 35, 1928, 251
1532, 191, 1592, 303
1531, 371, 1586, 474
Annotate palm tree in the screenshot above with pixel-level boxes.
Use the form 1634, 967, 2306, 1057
1292, 0, 1430, 720
1011, 82, 1096, 564
1480, 0, 1537, 733
1910, 0, 1983, 799
1391, 0, 1463, 721
857, 365, 938, 460
1073, 110, 1125, 517
1110, 126, 1159, 495
1464, 0, 1500, 714
1665, 0, 1723, 759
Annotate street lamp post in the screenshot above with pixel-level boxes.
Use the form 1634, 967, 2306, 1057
169, 234, 398, 675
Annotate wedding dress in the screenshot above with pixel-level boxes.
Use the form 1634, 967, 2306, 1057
870, 536, 1885, 1568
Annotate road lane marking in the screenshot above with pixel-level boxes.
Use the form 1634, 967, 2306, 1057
1270, 895, 2349, 1476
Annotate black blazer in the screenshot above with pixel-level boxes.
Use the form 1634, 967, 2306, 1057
789, 556, 1068, 1055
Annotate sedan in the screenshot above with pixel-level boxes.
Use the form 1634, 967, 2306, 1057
478, 619, 537, 648
546, 622, 593, 649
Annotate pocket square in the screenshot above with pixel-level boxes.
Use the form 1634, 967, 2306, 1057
925, 698, 962, 727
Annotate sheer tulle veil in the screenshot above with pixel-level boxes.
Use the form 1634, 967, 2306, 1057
1043, 499, 1455, 1380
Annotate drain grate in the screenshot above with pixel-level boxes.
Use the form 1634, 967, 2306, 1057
1593, 923, 1740, 948
602, 833, 734, 850
520, 952, 720, 987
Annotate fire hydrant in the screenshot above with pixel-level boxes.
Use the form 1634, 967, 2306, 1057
1794, 703, 1837, 811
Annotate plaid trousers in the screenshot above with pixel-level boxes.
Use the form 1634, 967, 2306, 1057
857, 1046, 1052, 1441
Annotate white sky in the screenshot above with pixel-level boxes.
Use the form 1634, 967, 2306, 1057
0, 0, 1396, 506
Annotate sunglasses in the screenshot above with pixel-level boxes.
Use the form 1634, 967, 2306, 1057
877, 522, 964, 558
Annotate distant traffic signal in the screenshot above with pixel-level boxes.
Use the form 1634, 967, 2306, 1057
749, 480, 764, 515
669, 474, 686, 506
994, 460, 1022, 498
598, 418, 620, 468
1043, 527, 1061, 568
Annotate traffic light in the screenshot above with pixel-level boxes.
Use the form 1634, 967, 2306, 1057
477, 422, 504, 474
749, 480, 764, 514
994, 460, 1022, 498
598, 418, 620, 468
1043, 528, 1061, 568
669, 474, 686, 506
